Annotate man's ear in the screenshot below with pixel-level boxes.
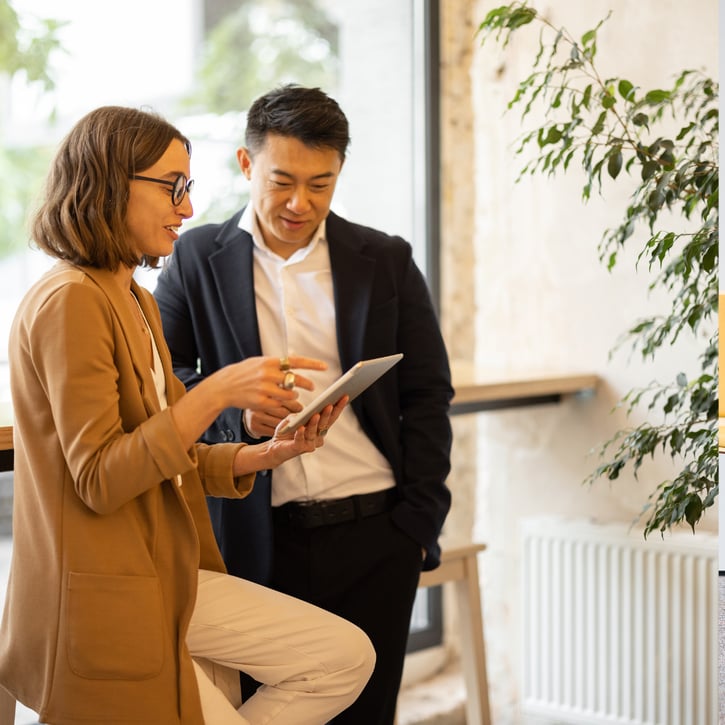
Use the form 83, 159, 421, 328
236, 147, 253, 178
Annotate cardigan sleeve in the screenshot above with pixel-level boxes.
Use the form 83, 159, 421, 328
194, 441, 255, 498
23, 277, 254, 515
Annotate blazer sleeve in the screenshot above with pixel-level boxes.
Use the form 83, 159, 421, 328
387, 246, 453, 570
154, 231, 248, 446
333, 222, 453, 571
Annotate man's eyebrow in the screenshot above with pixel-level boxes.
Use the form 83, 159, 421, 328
270, 168, 336, 181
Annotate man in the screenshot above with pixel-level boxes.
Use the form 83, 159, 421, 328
155, 84, 453, 724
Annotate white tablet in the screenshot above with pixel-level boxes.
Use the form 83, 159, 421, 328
278, 353, 403, 434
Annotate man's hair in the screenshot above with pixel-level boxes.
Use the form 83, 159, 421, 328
245, 84, 350, 160
31, 105, 191, 270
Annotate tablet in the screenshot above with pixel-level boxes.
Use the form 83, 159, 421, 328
278, 353, 403, 434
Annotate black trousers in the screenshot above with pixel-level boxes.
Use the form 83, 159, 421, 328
271, 507, 424, 725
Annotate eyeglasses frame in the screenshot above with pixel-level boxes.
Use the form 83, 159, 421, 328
130, 173, 194, 206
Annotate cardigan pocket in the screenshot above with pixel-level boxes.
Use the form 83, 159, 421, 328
65, 571, 164, 680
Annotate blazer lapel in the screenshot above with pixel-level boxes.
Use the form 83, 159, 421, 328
209, 215, 262, 357
326, 213, 376, 370
81, 267, 161, 415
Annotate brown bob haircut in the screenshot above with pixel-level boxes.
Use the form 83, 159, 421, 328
31, 105, 191, 270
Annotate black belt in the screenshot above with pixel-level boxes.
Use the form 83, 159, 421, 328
273, 488, 398, 529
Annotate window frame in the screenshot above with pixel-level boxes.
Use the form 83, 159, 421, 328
405, 0, 444, 656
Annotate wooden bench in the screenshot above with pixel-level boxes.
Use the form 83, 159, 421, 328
414, 543, 492, 725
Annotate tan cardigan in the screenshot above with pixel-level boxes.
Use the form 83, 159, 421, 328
0, 262, 252, 724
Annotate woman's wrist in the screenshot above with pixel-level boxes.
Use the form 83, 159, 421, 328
232, 439, 275, 476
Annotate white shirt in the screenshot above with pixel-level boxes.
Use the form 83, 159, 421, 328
239, 205, 395, 505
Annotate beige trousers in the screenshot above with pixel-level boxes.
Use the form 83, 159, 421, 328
187, 569, 375, 724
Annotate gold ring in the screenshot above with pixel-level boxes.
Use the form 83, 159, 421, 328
279, 357, 290, 371
282, 371, 296, 390
319, 428, 328, 436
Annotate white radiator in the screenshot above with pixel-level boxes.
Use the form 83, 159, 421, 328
521, 517, 718, 725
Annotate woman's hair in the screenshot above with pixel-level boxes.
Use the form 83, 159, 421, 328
245, 85, 350, 161
31, 105, 191, 270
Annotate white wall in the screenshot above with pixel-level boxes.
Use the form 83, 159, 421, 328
439, 1, 718, 721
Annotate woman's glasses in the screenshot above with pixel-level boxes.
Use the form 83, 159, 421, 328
130, 173, 194, 206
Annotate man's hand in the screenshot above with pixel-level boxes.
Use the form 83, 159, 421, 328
244, 401, 301, 439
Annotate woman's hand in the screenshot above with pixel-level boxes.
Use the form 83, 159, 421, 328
241, 357, 333, 438
232, 395, 348, 475
170, 355, 326, 452
214, 355, 326, 413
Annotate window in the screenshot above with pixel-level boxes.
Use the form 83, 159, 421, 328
1, 0, 443, 652
1, 0, 440, 374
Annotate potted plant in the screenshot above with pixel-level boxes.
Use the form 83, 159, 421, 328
477, 2, 718, 536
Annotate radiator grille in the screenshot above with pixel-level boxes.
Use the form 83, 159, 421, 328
521, 518, 718, 725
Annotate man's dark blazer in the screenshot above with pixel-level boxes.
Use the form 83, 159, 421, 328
154, 208, 453, 584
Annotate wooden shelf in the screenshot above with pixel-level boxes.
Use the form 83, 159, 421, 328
0, 427, 11, 453
0, 369, 599, 469
451, 366, 598, 415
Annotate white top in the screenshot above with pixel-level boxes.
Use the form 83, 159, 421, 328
239, 204, 395, 505
132, 294, 183, 490
131, 293, 166, 406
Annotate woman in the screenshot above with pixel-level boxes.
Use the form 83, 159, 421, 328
0, 106, 374, 724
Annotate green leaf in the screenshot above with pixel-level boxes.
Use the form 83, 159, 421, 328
659, 149, 675, 169
685, 496, 703, 532
669, 428, 685, 452
601, 91, 616, 109
506, 6, 537, 30
641, 160, 659, 181
545, 126, 562, 144
618, 79, 634, 101
663, 394, 679, 414
632, 112, 649, 127
676, 121, 696, 140
581, 28, 596, 46
479, 6, 510, 27
582, 84, 592, 109
701, 241, 717, 272
647, 190, 665, 211
607, 146, 623, 179
591, 110, 606, 135
644, 89, 671, 104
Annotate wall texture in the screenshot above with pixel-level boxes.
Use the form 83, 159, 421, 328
438, 1, 718, 721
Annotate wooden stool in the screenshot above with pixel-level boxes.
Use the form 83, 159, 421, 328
411, 543, 492, 725
0, 685, 15, 725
